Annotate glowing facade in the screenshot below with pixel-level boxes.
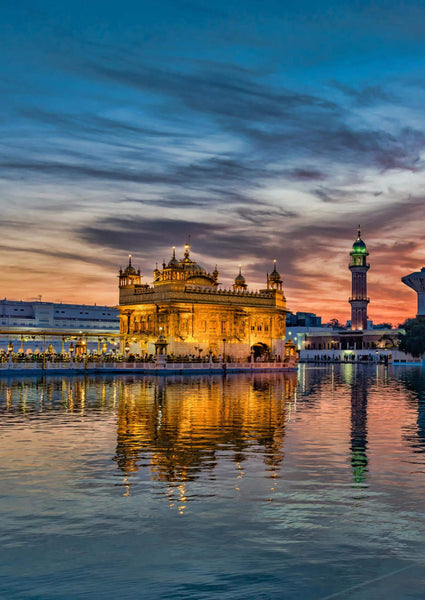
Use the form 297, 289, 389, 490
349, 227, 370, 331
118, 244, 288, 359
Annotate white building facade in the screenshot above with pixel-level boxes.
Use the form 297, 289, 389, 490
0, 300, 119, 355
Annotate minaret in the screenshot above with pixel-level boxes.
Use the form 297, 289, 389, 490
349, 226, 370, 330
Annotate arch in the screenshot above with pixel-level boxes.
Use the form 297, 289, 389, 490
251, 342, 269, 360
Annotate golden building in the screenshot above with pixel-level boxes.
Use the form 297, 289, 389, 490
118, 243, 288, 359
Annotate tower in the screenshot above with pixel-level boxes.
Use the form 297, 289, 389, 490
401, 267, 425, 318
349, 227, 370, 331
119, 255, 141, 288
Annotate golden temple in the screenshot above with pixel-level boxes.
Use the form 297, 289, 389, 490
118, 243, 289, 360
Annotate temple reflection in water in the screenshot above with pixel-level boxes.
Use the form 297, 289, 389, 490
113, 373, 297, 483
2, 366, 425, 495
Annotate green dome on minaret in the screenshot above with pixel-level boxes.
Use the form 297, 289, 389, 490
351, 226, 368, 255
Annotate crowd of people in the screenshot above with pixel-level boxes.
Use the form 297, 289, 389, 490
0, 351, 285, 364
304, 353, 390, 363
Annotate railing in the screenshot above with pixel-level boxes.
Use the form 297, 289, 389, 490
0, 360, 295, 372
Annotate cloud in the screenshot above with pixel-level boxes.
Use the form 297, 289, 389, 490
2, 0, 425, 325
330, 81, 395, 106
286, 168, 327, 181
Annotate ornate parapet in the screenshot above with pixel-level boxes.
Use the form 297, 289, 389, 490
120, 284, 286, 310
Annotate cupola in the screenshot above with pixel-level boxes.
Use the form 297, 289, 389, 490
351, 226, 368, 255
233, 265, 247, 291
267, 260, 283, 290
119, 255, 141, 287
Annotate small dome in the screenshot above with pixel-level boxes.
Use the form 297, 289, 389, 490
123, 255, 138, 275
269, 260, 281, 282
123, 264, 137, 275
352, 238, 367, 253
235, 265, 246, 285
167, 247, 179, 268
352, 226, 368, 254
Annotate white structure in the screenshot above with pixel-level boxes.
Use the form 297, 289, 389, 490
287, 325, 421, 363
402, 268, 425, 318
0, 300, 119, 354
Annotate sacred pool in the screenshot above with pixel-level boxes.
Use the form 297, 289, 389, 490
1, 365, 425, 599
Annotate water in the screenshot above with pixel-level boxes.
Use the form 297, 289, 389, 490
1, 365, 425, 599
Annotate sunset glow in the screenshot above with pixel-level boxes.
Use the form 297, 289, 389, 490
1, 2, 424, 325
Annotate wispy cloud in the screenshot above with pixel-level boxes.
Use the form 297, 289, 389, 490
0, 0, 425, 323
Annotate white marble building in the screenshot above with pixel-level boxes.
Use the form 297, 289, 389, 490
0, 299, 119, 354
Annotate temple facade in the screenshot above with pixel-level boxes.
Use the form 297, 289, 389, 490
118, 244, 288, 359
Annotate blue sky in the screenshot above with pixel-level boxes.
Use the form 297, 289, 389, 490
1, 0, 424, 322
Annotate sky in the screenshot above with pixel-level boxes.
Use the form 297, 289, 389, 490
0, 0, 424, 325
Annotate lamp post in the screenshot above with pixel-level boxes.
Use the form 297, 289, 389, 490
69, 342, 74, 366
7, 341, 13, 366
42, 335, 46, 370
83, 339, 88, 369
222, 338, 226, 363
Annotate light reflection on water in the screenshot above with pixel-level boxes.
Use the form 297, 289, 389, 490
1, 365, 425, 599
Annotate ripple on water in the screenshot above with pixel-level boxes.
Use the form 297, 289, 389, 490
1, 366, 425, 599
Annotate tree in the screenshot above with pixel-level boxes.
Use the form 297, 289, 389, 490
378, 334, 397, 349
398, 318, 425, 358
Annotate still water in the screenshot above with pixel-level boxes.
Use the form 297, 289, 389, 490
1, 365, 425, 599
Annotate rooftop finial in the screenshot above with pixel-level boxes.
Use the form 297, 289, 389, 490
172, 246, 176, 259
357, 225, 361, 239
238, 264, 242, 275
128, 254, 132, 266
184, 240, 190, 260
